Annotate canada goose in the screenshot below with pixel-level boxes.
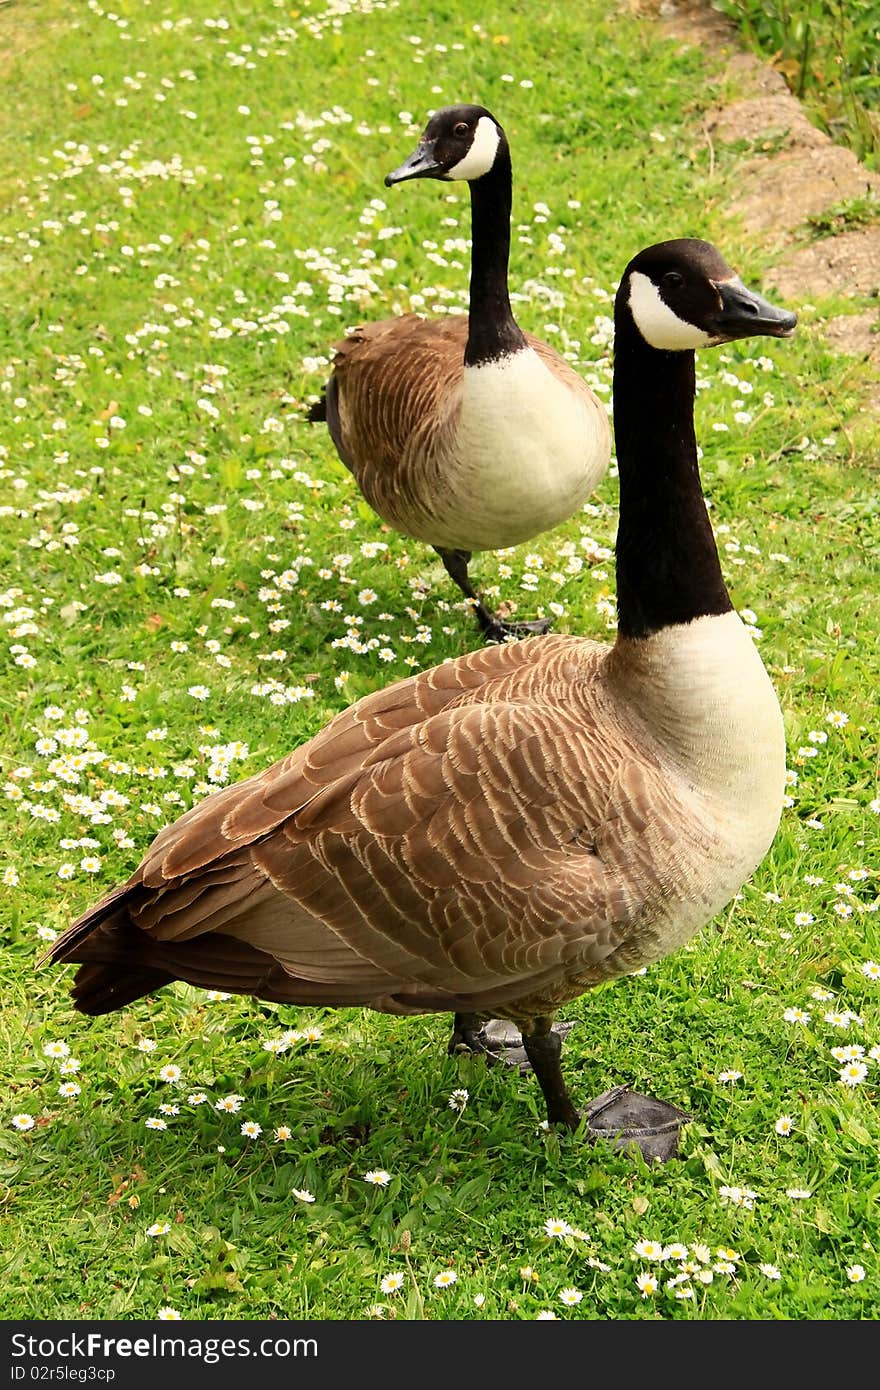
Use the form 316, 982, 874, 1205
307, 104, 611, 642
45, 240, 796, 1157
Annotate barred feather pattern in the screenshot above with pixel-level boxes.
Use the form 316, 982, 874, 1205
49, 620, 784, 1025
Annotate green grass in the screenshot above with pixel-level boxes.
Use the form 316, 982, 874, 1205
1, 0, 878, 1321
719, 0, 880, 167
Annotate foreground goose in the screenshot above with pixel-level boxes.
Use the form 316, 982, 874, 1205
308, 104, 611, 642
46, 240, 796, 1157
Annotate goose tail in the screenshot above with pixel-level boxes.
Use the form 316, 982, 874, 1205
39, 887, 172, 1016
305, 395, 327, 422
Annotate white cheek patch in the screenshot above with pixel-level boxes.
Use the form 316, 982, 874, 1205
445, 115, 501, 181
628, 271, 715, 350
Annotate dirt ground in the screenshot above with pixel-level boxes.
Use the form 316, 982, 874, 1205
639, 0, 879, 412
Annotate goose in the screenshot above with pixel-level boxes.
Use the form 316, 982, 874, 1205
45, 240, 796, 1157
307, 104, 611, 643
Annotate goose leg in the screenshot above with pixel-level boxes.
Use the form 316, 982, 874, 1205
521, 1018, 691, 1161
449, 1013, 688, 1160
434, 547, 552, 644
520, 1016, 582, 1128
448, 1012, 572, 1072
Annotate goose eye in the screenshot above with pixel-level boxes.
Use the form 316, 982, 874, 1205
453, 122, 469, 137
661, 271, 684, 291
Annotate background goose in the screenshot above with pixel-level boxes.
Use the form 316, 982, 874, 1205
307, 104, 611, 642
46, 240, 796, 1157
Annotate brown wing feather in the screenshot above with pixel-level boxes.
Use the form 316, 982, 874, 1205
322, 316, 466, 522
49, 633, 697, 1021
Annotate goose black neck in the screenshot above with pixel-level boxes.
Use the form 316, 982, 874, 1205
464, 143, 527, 366
613, 321, 732, 640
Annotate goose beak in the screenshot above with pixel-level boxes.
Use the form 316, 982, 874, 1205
711, 278, 798, 340
385, 140, 443, 186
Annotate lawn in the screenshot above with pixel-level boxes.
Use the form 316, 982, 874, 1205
0, 0, 878, 1321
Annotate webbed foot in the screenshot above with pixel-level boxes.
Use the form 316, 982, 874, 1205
582, 1086, 690, 1163
479, 614, 553, 645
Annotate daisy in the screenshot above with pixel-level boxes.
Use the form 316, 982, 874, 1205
633, 1238, 664, 1259
473, 1294, 486, 1308
786, 1188, 812, 1200
719, 1186, 757, 1209
380, 1272, 405, 1295
157, 1308, 182, 1320
214, 1095, 244, 1113
273, 1126, 292, 1142
158, 1064, 182, 1083
42, 1040, 70, 1059
364, 1170, 391, 1186
240, 1120, 262, 1139
158, 1104, 179, 1117
663, 1244, 689, 1261
860, 961, 880, 982
717, 1069, 743, 1084
783, 1007, 811, 1025
137, 1039, 158, 1053
11, 1113, 35, 1131
535, 1311, 557, 1319
145, 1117, 167, 1131
433, 1270, 457, 1288
558, 1287, 582, 1306
187, 1093, 208, 1106
839, 1061, 868, 1086
846, 1264, 866, 1283
775, 1115, 795, 1135
292, 1188, 315, 1203
544, 1218, 572, 1238
447, 1088, 469, 1112
635, 1272, 658, 1297
146, 1222, 171, 1237
825, 710, 848, 728
58, 1082, 81, 1098
759, 1264, 781, 1280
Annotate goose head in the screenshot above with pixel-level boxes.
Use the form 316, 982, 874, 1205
385, 104, 505, 186
619, 239, 797, 351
